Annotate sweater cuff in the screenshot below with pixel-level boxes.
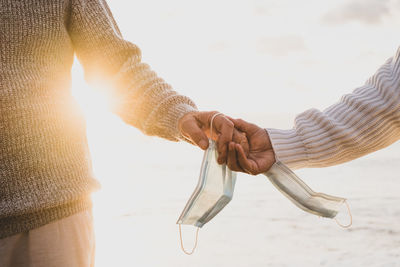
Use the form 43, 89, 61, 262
266, 128, 309, 170
164, 103, 198, 141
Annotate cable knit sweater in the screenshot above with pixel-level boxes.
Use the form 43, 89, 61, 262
268, 47, 400, 170
0, 0, 196, 238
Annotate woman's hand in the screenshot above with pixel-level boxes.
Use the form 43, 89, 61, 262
227, 118, 275, 175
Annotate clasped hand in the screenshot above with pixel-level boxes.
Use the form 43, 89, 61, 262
178, 111, 275, 175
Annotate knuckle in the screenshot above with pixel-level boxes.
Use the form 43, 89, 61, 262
236, 118, 244, 123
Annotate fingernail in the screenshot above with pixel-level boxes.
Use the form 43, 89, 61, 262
199, 140, 208, 150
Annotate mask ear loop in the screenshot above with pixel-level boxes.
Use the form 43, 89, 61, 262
178, 224, 200, 255
334, 200, 353, 228
177, 112, 223, 255
209, 112, 223, 141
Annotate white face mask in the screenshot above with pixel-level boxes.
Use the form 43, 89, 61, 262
265, 161, 352, 227
177, 113, 236, 255
176, 114, 351, 255
177, 139, 237, 254
177, 140, 236, 228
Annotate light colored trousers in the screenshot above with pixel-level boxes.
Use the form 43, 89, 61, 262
0, 210, 95, 267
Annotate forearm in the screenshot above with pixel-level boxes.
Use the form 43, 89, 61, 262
111, 57, 197, 141
268, 49, 400, 169
68, 0, 197, 141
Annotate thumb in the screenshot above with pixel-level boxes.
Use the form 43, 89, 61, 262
230, 118, 249, 132
181, 118, 209, 150
230, 118, 258, 136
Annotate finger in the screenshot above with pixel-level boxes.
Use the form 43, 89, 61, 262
232, 129, 249, 156
230, 118, 255, 134
215, 116, 234, 164
182, 119, 209, 150
230, 118, 249, 131
235, 143, 258, 175
227, 142, 244, 172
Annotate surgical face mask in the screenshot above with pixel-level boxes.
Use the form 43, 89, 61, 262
177, 140, 236, 227
177, 139, 237, 254
264, 161, 352, 227
177, 113, 236, 255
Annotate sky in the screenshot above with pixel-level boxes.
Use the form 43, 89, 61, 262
73, 0, 400, 128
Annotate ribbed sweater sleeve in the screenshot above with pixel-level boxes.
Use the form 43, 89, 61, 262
267, 47, 400, 169
67, 0, 197, 141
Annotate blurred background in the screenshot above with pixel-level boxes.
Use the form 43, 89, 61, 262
70, 0, 400, 266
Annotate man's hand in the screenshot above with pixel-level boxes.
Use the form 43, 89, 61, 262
227, 118, 275, 175
178, 111, 236, 164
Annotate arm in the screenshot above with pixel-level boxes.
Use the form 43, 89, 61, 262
268, 48, 400, 169
227, 47, 400, 173
67, 0, 235, 160
68, 0, 195, 141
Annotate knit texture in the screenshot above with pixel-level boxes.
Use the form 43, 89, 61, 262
0, 0, 196, 238
268, 47, 400, 170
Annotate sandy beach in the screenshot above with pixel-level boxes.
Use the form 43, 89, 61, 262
86, 119, 400, 267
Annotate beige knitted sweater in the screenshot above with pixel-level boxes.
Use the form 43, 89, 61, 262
0, 0, 196, 238
268, 47, 400, 170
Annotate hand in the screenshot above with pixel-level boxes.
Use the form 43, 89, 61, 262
227, 118, 275, 175
178, 111, 236, 164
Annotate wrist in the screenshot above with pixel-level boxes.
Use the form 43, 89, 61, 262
177, 109, 199, 143
266, 128, 308, 170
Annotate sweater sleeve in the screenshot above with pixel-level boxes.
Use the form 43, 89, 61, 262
267, 47, 400, 170
67, 0, 197, 141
